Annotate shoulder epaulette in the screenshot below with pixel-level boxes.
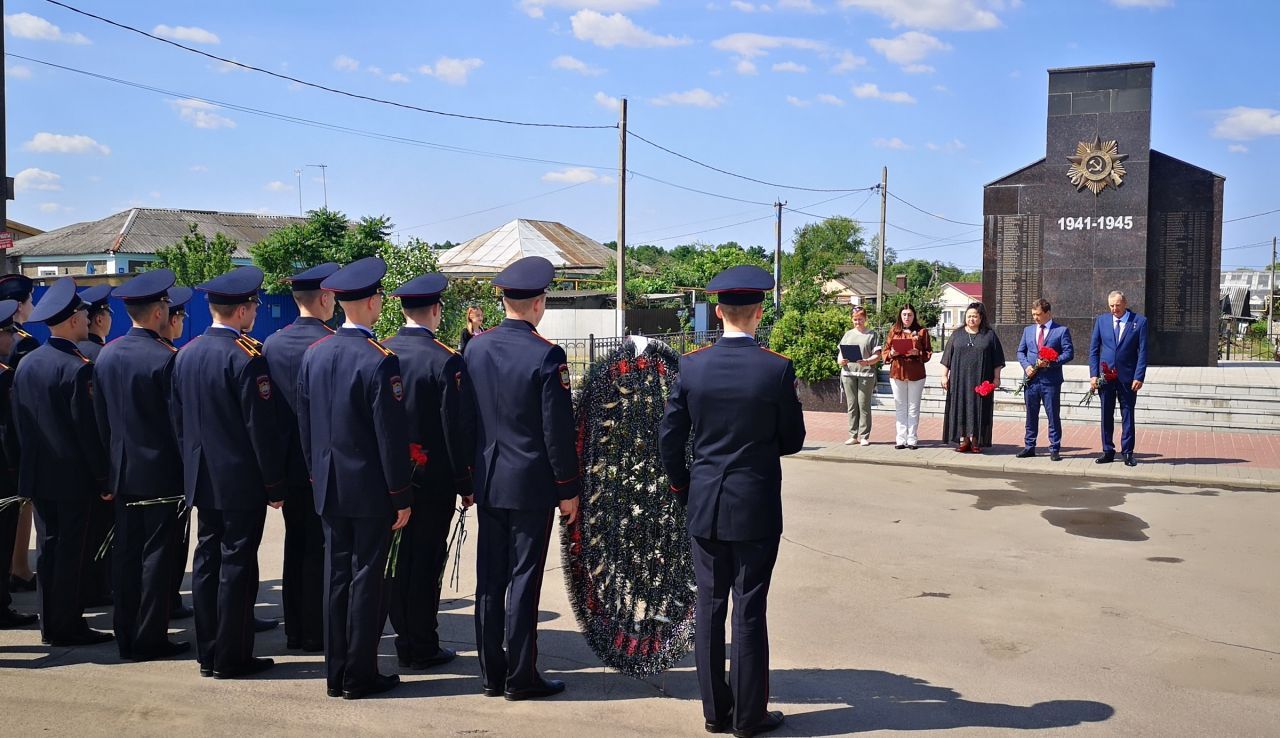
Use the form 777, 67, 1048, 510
0, 361, 10, 372
432, 338, 459, 356
156, 336, 178, 353
367, 338, 395, 357
241, 334, 264, 350
16, 328, 31, 339
235, 336, 262, 357
683, 344, 712, 357
74, 348, 92, 364
531, 330, 554, 347
760, 346, 792, 360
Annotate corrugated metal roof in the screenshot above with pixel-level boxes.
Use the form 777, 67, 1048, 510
1221, 286, 1252, 319
829, 264, 902, 296
437, 219, 613, 274
8, 208, 309, 259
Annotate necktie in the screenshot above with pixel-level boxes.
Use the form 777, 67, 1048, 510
1114, 319, 1121, 343
1037, 324, 1046, 349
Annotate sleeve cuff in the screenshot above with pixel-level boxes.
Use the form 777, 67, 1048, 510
555, 476, 581, 500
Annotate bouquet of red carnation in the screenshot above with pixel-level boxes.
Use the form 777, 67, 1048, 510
975, 380, 997, 397
387, 443, 430, 578
1079, 361, 1119, 406
1014, 345, 1061, 396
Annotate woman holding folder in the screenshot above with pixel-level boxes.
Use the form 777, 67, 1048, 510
882, 303, 933, 449
837, 305, 879, 446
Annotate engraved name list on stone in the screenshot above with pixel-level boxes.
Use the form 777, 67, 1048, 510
994, 214, 1043, 324
1152, 211, 1208, 331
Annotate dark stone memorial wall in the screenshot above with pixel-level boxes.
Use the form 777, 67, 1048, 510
983, 62, 1224, 366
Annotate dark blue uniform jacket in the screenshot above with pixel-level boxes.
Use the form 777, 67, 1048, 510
262, 317, 334, 487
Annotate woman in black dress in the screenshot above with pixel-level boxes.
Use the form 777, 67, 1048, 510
940, 302, 1005, 453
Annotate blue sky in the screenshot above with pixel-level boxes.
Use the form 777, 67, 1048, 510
4, 0, 1278, 273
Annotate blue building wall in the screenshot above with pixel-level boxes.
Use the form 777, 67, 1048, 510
23, 284, 300, 347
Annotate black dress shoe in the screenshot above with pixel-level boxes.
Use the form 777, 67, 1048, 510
907, 444, 918, 450
894, 444, 906, 450
213, 656, 274, 679
482, 685, 505, 697
48, 628, 114, 647
0, 608, 38, 628
734, 711, 785, 738
131, 640, 191, 661
705, 713, 733, 733
343, 673, 400, 700
1095, 453, 1115, 464
253, 617, 279, 633
170, 604, 194, 620
1123, 454, 1137, 467
1015, 447, 1036, 458
504, 678, 566, 701
9, 574, 37, 592
400, 646, 457, 669
199, 664, 214, 678
1050, 450, 1062, 462
326, 686, 343, 698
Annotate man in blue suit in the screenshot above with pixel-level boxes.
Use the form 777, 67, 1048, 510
1014, 299, 1074, 461
659, 265, 806, 738
1088, 290, 1148, 467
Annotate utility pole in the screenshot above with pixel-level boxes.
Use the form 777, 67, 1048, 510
294, 169, 303, 216
875, 166, 888, 312
773, 200, 785, 313
615, 97, 627, 338
1, 0, 9, 273
307, 163, 328, 209
1272, 236, 1277, 337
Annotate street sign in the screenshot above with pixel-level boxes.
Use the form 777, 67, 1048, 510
0, 232, 13, 250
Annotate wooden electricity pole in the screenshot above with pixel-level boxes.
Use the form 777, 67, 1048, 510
875, 166, 888, 312
615, 98, 627, 337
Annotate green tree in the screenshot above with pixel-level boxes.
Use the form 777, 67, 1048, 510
334, 215, 393, 264
152, 223, 236, 286
769, 305, 849, 383
252, 209, 395, 293
373, 238, 502, 344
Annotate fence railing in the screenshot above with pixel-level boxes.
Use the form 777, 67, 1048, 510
552, 328, 773, 383
1218, 320, 1278, 361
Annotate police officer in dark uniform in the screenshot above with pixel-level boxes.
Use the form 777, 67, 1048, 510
11, 277, 113, 646
171, 266, 285, 678
467, 255, 580, 701
659, 265, 805, 738
77, 284, 114, 361
1, 274, 40, 595
384, 273, 476, 670
160, 285, 195, 621
77, 284, 116, 607
0, 300, 38, 628
262, 262, 338, 653
91, 269, 189, 660
297, 256, 412, 699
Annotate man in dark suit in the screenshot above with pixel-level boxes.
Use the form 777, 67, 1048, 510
159, 286, 195, 621
1, 274, 40, 594
659, 265, 806, 738
385, 273, 476, 671
1089, 290, 1148, 467
1015, 298, 1074, 461
467, 255, 580, 701
262, 262, 338, 654
171, 266, 286, 678
76, 285, 114, 361
10, 278, 113, 646
76, 284, 115, 607
297, 256, 413, 699
91, 270, 189, 660
0, 300, 38, 629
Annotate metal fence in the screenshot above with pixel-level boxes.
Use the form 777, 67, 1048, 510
554, 328, 773, 384
1218, 319, 1278, 361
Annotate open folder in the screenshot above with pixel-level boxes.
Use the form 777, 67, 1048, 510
839, 344, 863, 362
890, 337, 915, 355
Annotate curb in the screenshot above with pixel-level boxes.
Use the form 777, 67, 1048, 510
794, 445, 1280, 492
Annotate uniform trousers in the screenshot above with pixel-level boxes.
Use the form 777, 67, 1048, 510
281, 483, 324, 648
192, 506, 266, 672
170, 510, 191, 609
1100, 382, 1138, 455
33, 497, 94, 641
1023, 381, 1063, 451
474, 505, 553, 692
85, 497, 114, 605
388, 488, 457, 662
322, 514, 391, 692
0, 502, 20, 613
112, 497, 178, 657
690, 534, 780, 732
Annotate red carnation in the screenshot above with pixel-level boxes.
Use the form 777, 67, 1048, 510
617, 359, 631, 375
975, 380, 995, 397
409, 442, 428, 467
656, 362, 667, 376
1038, 346, 1059, 362
635, 356, 649, 370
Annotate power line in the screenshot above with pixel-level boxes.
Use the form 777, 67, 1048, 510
630, 171, 773, 206
393, 181, 594, 234
627, 129, 876, 193
1224, 208, 1280, 223
42, 0, 615, 130
887, 191, 982, 226
639, 214, 777, 244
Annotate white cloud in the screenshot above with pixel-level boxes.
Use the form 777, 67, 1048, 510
869, 31, 950, 67
1212, 107, 1280, 141
171, 99, 237, 129
5, 64, 31, 79
38, 202, 70, 214
1227, 144, 1248, 154
650, 88, 728, 108
551, 54, 605, 76
212, 59, 248, 73
904, 64, 934, 74
730, 1, 772, 11
332, 54, 360, 72
152, 24, 220, 44
542, 167, 614, 184
23, 132, 110, 155
520, 0, 658, 18
419, 57, 484, 85
933, 83, 951, 93
778, 0, 822, 11
838, 0, 1005, 30
14, 168, 61, 192
874, 137, 911, 150
572, 10, 690, 48
851, 82, 916, 104
817, 93, 844, 105
594, 91, 622, 111
4, 12, 90, 44
712, 32, 825, 58
265, 180, 292, 192
367, 65, 385, 77
772, 61, 808, 73
189, 164, 209, 172
926, 138, 967, 152
388, 72, 410, 83
735, 59, 758, 75
785, 95, 811, 107
830, 50, 867, 74
1109, 0, 1172, 7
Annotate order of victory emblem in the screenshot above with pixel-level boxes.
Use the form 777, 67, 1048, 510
1067, 137, 1128, 195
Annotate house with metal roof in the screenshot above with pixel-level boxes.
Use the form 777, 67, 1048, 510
820, 264, 903, 306
437, 219, 614, 276
5, 207, 308, 278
